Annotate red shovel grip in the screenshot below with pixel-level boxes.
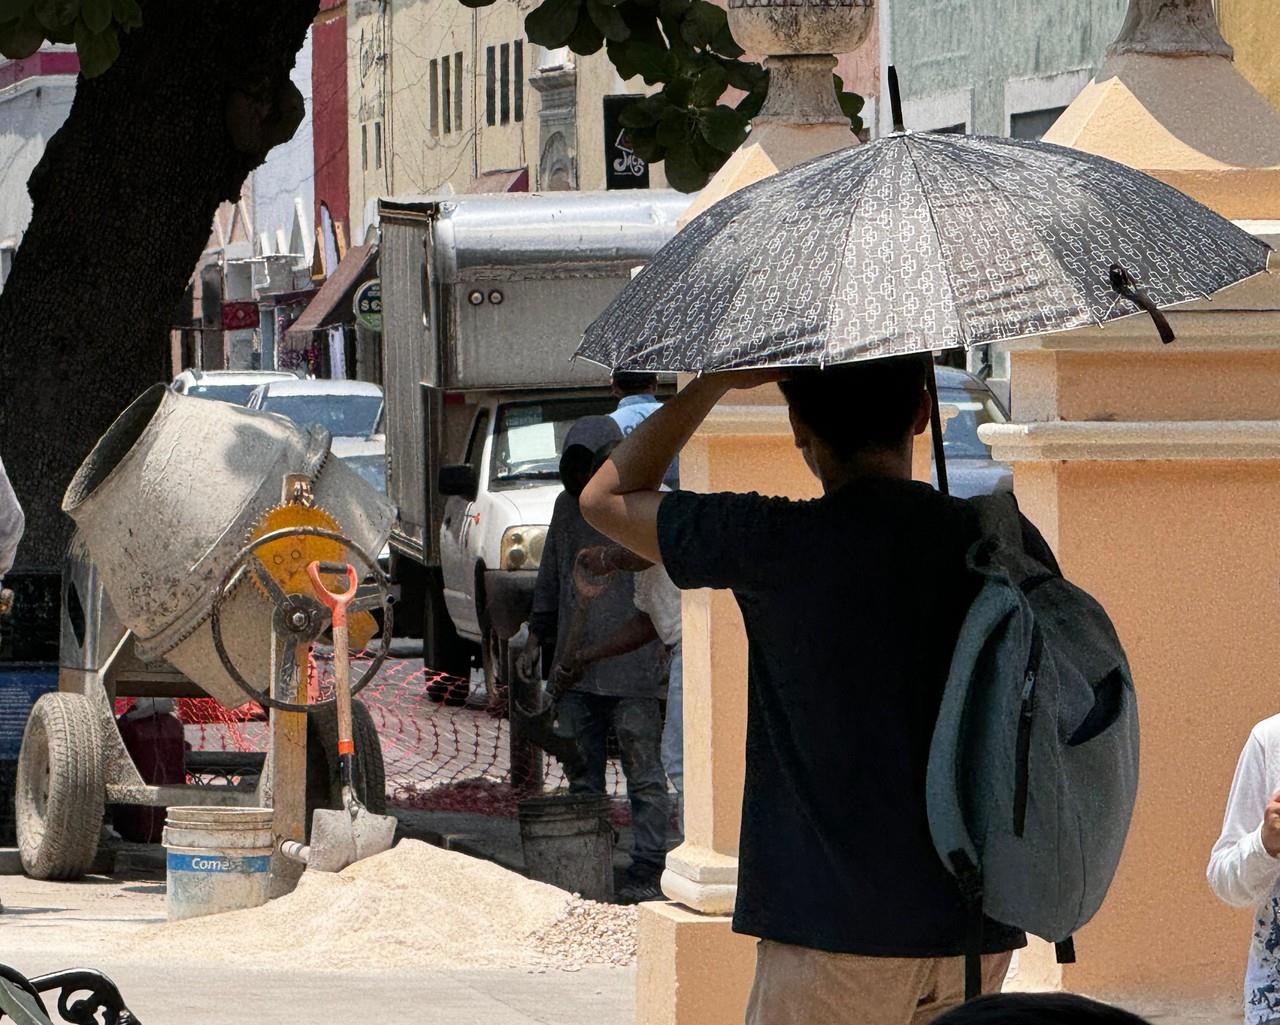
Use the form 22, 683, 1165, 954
306, 562, 359, 629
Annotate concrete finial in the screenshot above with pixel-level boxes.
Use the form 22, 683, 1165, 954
727, 0, 875, 125
1107, 0, 1233, 60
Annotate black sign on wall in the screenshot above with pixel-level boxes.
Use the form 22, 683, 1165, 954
603, 95, 651, 190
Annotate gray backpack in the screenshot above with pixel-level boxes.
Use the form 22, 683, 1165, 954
927, 492, 1139, 998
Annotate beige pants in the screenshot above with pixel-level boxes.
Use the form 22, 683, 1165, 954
745, 940, 1013, 1025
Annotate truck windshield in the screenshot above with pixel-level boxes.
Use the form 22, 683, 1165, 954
939, 388, 1005, 460
491, 397, 618, 489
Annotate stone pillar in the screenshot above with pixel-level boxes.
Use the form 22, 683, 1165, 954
636, 6, 877, 1023
981, 0, 1280, 1011
529, 48, 578, 191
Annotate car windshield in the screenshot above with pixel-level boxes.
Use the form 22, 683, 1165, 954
261, 395, 383, 437
939, 387, 1005, 460
341, 455, 387, 493
491, 397, 618, 489
187, 384, 260, 405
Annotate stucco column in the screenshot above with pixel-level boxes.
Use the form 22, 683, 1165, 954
635, 4, 874, 1024
980, 253, 1280, 1014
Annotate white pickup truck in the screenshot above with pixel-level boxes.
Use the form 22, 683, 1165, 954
377, 191, 689, 703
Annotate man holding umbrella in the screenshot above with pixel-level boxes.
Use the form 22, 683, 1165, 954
579, 357, 1023, 1024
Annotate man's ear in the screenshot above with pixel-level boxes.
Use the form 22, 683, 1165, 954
913, 387, 932, 437
787, 405, 810, 450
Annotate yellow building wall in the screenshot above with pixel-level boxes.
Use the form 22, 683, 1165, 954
347, 0, 668, 222
1218, 0, 1280, 112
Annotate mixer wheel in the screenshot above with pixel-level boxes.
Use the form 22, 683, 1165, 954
16, 693, 104, 880
304, 699, 387, 832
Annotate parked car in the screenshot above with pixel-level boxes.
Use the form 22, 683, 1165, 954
244, 379, 385, 438
170, 369, 295, 406
933, 366, 1013, 499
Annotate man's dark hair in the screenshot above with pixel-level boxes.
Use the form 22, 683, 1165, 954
778, 354, 929, 460
933, 993, 1153, 1025
612, 371, 659, 395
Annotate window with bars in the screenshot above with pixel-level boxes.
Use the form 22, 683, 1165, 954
361, 123, 368, 171
485, 46, 496, 127
514, 40, 523, 122
429, 58, 439, 136
374, 121, 383, 169
453, 50, 463, 132
500, 43, 510, 125
442, 54, 452, 134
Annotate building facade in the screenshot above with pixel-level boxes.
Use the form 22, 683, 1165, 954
0, 47, 78, 292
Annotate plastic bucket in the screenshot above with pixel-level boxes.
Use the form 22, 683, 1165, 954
163, 807, 275, 920
517, 793, 614, 902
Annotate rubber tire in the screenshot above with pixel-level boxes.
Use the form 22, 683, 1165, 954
304, 698, 388, 834
16, 692, 104, 881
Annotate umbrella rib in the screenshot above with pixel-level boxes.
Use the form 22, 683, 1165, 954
816, 139, 895, 368
901, 134, 970, 350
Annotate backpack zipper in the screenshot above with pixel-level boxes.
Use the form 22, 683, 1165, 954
1013, 668, 1035, 838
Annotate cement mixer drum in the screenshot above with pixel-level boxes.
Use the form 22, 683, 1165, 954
62, 384, 394, 708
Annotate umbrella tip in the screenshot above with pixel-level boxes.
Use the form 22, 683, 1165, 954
888, 66, 906, 133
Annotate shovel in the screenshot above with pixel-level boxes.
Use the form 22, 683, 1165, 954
280, 561, 397, 873
510, 558, 617, 775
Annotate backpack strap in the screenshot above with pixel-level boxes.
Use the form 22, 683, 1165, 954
948, 850, 985, 1001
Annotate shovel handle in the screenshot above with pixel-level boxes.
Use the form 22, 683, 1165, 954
308, 562, 358, 766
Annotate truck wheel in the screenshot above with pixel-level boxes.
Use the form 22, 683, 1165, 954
304, 699, 388, 831
16, 692, 104, 881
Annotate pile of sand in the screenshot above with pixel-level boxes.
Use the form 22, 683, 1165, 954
121, 840, 637, 972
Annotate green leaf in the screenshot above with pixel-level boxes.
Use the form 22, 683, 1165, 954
33, 0, 76, 32
688, 63, 727, 106
525, 0, 583, 49
618, 94, 667, 129
110, 0, 140, 28
625, 123, 665, 163
698, 103, 748, 152
73, 16, 118, 76
0, 0, 35, 23
688, 130, 726, 174
0, 17, 42, 58
680, 0, 727, 49
567, 12, 603, 53
735, 86, 765, 120
79, 0, 107, 32
710, 21, 742, 58
621, 39, 676, 84
720, 56, 766, 93
662, 141, 711, 192
656, 107, 690, 149
587, 0, 628, 42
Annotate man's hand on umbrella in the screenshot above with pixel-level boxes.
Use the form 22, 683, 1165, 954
703, 368, 790, 392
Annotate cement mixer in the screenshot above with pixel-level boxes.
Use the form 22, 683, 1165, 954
13, 384, 396, 890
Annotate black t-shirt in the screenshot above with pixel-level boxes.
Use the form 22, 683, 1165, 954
657, 477, 1026, 958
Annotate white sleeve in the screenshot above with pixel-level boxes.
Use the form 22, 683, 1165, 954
0, 453, 23, 581
1207, 732, 1280, 907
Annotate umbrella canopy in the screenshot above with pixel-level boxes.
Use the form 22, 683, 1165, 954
576, 131, 1271, 374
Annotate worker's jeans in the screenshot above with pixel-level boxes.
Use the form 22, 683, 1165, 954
661, 646, 684, 839
557, 692, 669, 880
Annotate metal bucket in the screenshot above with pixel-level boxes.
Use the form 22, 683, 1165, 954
163, 806, 275, 920
517, 793, 614, 902
62, 385, 393, 708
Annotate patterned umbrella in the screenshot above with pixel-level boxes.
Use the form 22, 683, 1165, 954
576, 131, 1271, 374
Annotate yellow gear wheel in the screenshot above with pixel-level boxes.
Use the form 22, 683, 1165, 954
247, 504, 380, 650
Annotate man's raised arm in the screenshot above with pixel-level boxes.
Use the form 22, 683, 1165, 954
580, 371, 781, 562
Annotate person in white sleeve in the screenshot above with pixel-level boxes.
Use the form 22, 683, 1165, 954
0, 452, 22, 613
1207, 714, 1280, 1025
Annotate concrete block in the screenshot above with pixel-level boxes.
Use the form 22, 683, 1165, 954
636, 901, 757, 1025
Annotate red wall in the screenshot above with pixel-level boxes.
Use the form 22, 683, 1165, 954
313, 2, 350, 240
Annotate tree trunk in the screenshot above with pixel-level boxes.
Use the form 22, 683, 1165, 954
0, 0, 318, 653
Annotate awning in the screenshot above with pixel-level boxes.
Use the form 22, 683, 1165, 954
465, 168, 529, 193
284, 243, 378, 344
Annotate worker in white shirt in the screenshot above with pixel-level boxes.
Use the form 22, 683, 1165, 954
0, 451, 23, 622
1207, 714, 1280, 1025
